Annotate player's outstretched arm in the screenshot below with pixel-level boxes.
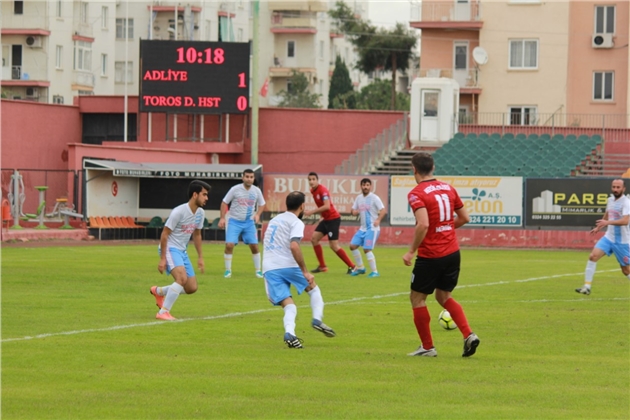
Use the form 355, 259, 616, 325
403, 208, 428, 266
158, 226, 172, 274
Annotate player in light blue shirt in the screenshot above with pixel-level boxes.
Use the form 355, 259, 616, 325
150, 180, 210, 321
218, 169, 266, 279
349, 178, 387, 278
576, 179, 630, 295
262, 191, 336, 348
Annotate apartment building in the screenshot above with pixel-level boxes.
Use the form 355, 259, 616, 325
411, 0, 630, 128
1, 0, 370, 109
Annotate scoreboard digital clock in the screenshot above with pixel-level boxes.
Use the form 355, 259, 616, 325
139, 40, 250, 114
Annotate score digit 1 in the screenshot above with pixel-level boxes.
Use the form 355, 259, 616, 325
238, 73, 247, 88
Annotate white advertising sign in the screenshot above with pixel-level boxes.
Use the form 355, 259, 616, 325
390, 176, 524, 227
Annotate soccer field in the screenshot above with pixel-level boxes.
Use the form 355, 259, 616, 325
2, 244, 629, 419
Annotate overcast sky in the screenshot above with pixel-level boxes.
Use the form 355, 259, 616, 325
367, 1, 413, 28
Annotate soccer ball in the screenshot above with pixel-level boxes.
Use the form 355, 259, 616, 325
438, 310, 457, 330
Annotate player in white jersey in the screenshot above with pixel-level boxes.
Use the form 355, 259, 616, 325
349, 178, 387, 278
149, 180, 210, 320
262, 191, 336, 348
576, 179, 630, 295
218, 169, 266, 279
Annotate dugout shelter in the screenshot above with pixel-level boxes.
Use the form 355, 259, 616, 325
82, 159, 262, 222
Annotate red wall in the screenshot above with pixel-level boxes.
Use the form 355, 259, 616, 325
253, 108, 405, 173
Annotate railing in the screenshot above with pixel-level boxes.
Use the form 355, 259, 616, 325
335, 114, 408, 175
456, 112, 630, 142
271, 12, 317, 29
412, 1, 482, 22
419, 68, 480, 88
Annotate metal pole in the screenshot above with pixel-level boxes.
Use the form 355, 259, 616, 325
251, 0, 260, 165
173, 3, 178, 142
200, 115, 204, 143
123, 0, 129, 142
226, 113, 230, 143
148, 2, 153, 143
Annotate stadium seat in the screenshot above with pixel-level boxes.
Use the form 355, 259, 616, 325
565, 134, 577, 141
502, 133, 515, 141
490, 133, 501, 140
515, 133, 527, 140
465, 133, 478, 140
551, 134, 564, 141
527, 133, 539, 140
539, 133, 551, 141
453, 132, 465, 139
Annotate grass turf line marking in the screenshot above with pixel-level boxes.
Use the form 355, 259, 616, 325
2, 269, 623, 343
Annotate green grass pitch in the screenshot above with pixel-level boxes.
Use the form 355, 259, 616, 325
2, 243, 629, 419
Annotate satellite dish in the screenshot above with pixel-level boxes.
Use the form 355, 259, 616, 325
472, 47, 488, 66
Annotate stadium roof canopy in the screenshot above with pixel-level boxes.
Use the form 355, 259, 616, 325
83, 159, 262, 179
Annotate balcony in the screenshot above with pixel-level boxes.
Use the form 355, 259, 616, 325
268, 1, 327, 12
410, 1, 482, 30
419, 68, 481, 94
271, 12, 317, 34
72, 70, 95, 90
269, 66, 317, 82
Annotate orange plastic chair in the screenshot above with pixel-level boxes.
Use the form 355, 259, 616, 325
126, 216, 143, 228
114, 216, 127, 228
89, 216, 101, 228
98, 216, 112, 228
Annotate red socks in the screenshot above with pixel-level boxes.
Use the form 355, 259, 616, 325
335, 248, 355, 268
313, 244, 326, 267
412, 306, 434, 350
443, 298, 472, 338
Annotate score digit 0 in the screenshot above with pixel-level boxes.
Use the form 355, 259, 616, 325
176, 47, 225, 64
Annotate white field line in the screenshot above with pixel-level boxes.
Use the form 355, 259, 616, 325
2, 269, 625, 343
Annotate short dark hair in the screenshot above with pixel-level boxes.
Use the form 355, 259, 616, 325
243, 169, 254, 176
188, 180, 211, 198
360, 178, 372, 185
308, 172, 318, 179
411, 152, 434, 176
286, 191, 305, 211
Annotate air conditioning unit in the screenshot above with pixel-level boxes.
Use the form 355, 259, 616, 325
26, 87, 38, 98
592, 33, 614, 49
26, 36, 42, 48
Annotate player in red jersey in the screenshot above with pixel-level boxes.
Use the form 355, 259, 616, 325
304, 172, 356, 274
402, 152, 480, 358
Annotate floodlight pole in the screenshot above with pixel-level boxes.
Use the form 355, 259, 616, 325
123, 0, 129, 142
251, 0, 260, 165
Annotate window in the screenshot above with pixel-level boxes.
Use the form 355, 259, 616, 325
593, 72, 613, 101
101, 54, 107, 76
115, 61, 133, 84
55, 45, 63, 69
116, 18, 134, 39
595, 6, 615, 34
509, 106, 537, 125
73, 41, 91, 71
52, 95, 64, 104
509, 39, 538, 69
14, 1, 23, 14
287, 79, 293, 94
287, 41, 295, 58
56, 0, 62, 18
80, 2, 88, 24
102, 6, 108, 29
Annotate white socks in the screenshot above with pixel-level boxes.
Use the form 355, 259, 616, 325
584, 260, 596, 288
224, 253, 233, 271
351, 249, 364, 269
252, 253, 261, 271
160, 282, 183, 313
283, 304, 297, 335
366, 251, 377, 273
308, 286, 325, 322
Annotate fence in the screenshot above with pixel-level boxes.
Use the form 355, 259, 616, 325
335, 114, 408, 175
457, 112, 629, 142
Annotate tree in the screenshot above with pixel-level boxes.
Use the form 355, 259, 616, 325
329, 1, 417, 110
328, 55, 355, 109
331, 79, 410, 111
277, 70, 321, 109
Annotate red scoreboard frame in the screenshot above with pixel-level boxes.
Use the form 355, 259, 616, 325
139, 40, 250, 114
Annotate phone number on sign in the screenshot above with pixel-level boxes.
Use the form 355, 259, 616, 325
469, 215, 521, 225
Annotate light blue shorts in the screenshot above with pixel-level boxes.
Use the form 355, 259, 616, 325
159, 247, 195, 278
226, 218, 259, 245
263, 267, 309, 306
350, 229, 379, 250
595, 236, 630, 266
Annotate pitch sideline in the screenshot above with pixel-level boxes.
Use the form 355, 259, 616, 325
2, 269, 624, 343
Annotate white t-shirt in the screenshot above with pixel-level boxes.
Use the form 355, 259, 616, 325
603, 194, 630, 244
262, 211, 304, 273
163, 203, 205, 251
352, 192, 385, 231
222, 184, 266, 221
